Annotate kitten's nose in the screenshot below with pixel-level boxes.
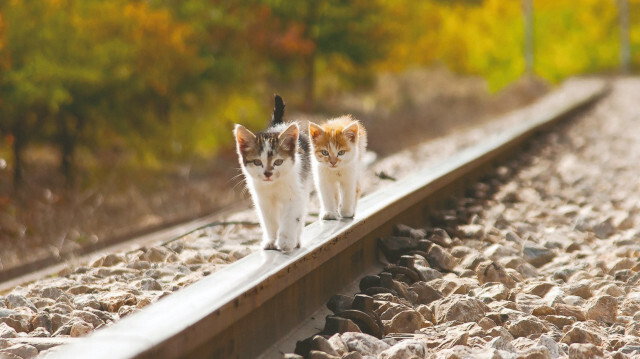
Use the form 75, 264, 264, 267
264, 171, 273, 178
330, 159, 337, 166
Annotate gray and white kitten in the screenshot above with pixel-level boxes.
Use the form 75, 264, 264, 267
234, 95, 311, 252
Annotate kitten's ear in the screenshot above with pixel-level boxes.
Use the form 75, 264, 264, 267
342, 122, 359, 143
308, 122, 324, 141
278, 123, 299, 152
234, 125, 256, 151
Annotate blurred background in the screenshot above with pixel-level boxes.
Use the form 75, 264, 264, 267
0, 0, 638, 269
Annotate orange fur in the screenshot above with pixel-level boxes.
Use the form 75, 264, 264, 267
310, 116, 367, 166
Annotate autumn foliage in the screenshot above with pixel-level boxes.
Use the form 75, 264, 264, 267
0, 0, 638, 186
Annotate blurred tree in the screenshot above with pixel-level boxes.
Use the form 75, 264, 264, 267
0, 1, 70, 185
264, 0, 389, 109
0, 0, 206, 184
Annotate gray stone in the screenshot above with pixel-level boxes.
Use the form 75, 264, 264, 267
4, 296, 34, 312
29, 313, 52, 333
542, 315, 575, 330
85, 308, 114, 324
408, 282, 443, 305
311, 335, 338, 356
487, 326, 514, 342
29, 327, 50, 337
48, 303, 74, 315
70, 321, 93, 337
341, 332, 390, 356
560, 323, 603, 346
40, 287, 65, 301
139, 279, 162, 291
416, 305, 434, 324
0, 324, 17, 339
379, 340, 426, 359
522, 243, 556, 268
487, 336, 516, 352
476, 261, 516, 289
31, 298, 55, 310
500, 257, 539, 278
537, 335, 565, 359
592, 218, 615, 239
66, 285, 93, 295
138, 247, 173, 263
0, 343, 38, 359
73, 295, 102, 311
471, 283, 510, 302
99, 291, 136, 312
308, 350, 339, 359
427, 245, 457, 272
585, 295, 617, 324
50, 314, 70, 333
326, 334, 348, 356
553, 304, 585, 321
0, 318, 25, 334
519, 346, 551, 359
507, 317, 549, 338
383, 310, 422, 334
564, 280, 592, 299
93, 253, 126, 267
71, 310, 104, 328
432, 294, 489, 324
597, 284, 625, 298
429, 228, 453, 247
568, 343, 604, 359
0, 311, 15, 320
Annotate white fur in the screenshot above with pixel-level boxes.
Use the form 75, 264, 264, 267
236, 124, 310, 252
310, 125, 365, 220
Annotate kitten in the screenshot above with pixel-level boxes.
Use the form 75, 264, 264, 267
234, 95, 311, 252
308, 116, 367, 220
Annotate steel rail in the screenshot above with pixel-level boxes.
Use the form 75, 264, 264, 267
47, 78, 609, 359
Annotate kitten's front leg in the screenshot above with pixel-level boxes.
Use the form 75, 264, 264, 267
276, 199, 304, 252
339, 178, 359, 219
258, 204, 278, 250
318, 176, 339, 220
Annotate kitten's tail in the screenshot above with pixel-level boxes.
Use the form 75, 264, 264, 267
271, 94, 285, 126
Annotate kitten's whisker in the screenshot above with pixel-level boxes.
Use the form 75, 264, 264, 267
227, 172, 245, 185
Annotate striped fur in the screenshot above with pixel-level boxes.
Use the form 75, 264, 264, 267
233, 95, 311, 252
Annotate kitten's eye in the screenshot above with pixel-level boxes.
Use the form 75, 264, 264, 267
252, 159, 262, 166
338, 150, 345, 156
321, 150, 329, 156
274, 159, 283, 166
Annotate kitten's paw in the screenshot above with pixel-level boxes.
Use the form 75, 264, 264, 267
321, 211, 339, 220
276, 234, 298, 253
261, 240, 277, 250
277, 241, 297, 253
339, 210, 355, 219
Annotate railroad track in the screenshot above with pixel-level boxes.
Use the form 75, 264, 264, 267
42, 78, 608, 359
0, 201, 252, 293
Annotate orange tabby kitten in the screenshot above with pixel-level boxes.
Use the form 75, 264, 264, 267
308, 116, 367, 220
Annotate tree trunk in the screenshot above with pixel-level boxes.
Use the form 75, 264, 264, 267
156, 97, 171, 123
302, 2, 318, 111
302, 52, 316, 111
521, 0, 534, 74
617, 0, 630, 73
12, 119, 26, 187
58, 115, 77, 187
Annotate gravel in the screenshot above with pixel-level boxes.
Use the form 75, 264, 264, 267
0, 77, 636, 358
289, 78, 640, 358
